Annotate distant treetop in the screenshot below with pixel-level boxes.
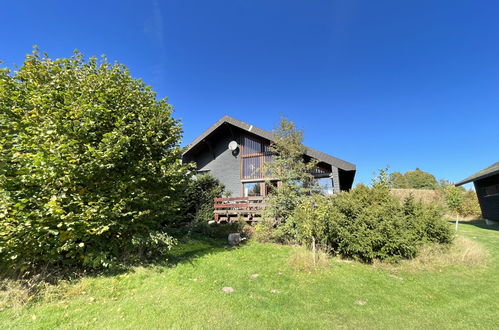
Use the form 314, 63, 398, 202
388, 168, 439, 189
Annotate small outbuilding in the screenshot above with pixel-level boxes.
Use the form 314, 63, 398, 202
456, 162, 499, 222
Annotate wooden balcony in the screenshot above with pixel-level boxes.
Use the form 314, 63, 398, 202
213, 196, 266, 223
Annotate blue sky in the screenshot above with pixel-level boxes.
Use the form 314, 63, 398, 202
2, 0, 498, 186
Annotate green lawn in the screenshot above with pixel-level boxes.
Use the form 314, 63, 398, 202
1, 221, 498, 329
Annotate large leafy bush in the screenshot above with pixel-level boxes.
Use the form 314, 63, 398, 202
286, 183, 453, 262
0, 50, 190, 270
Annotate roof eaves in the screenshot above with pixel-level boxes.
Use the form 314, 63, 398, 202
455, 162, 499, 186
183, 115, 356, 171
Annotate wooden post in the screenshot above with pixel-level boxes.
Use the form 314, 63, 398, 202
312, 236, 317, 267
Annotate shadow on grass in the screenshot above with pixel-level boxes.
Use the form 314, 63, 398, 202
166, 234, 234, 266
451, 219, 499, 232
93, 234, 239, 277
0, 232, 244, 308
0, 234, 237, 286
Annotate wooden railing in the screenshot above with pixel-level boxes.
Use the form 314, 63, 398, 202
213, 196, 266, 222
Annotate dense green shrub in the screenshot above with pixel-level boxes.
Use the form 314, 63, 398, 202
0, 50, 190, 270
181, 173, 226, 226
287, 183, 453, 263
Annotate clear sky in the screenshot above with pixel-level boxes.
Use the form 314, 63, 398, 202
2, 0, 498, 186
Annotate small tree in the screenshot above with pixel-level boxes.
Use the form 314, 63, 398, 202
443, 186, 464, 216
442, 186, 481, 218
263, 118, 317, 226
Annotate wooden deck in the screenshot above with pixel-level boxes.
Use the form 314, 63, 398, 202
213, 196, 266, 222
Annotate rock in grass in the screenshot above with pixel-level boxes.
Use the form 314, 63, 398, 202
222, 287, 234, 293
355, 300, 367, 305
228, 233, 241, 246
250, 274, 259, 279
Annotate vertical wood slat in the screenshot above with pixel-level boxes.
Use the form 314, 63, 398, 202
241, 135, 271, 180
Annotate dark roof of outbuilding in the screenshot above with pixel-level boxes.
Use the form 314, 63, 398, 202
183, 115, 356, 171
455, 162, 499, 186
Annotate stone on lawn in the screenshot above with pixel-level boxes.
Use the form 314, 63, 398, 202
228, 233, 241, 246
222, 287, 234, 293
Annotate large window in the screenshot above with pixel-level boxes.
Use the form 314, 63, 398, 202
241, 135, 272, 180
242, 136, 263, 155
243, 157, 262, 179
316, 177, 334, 195
243, 182, 262, 197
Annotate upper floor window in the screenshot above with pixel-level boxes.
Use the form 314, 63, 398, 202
241, 135, 271, 179
242, 136, 264, 155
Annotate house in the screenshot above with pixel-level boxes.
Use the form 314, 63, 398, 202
182, 115, 356, 198
456, 162, 499, 223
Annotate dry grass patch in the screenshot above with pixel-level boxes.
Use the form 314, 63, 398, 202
390, 188, 443, 204
376, 235, 490, 273
0, 276, 66, 310
288, 246, 330, 272
0, 268, 102, 310
0, 279, 30, 311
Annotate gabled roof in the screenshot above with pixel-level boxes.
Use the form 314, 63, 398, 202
184, 115, 356, 171
455, 162, 499, 186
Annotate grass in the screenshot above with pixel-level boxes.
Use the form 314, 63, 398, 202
1, 221, 498, 329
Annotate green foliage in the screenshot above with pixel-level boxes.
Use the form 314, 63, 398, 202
405, 168, 439, 189
443, 186, 463, 215
288, 180, 453, 263
181, 173, 226, 225
460, 191, 481, 217
263, 118, 317, 225
253, 221, 275, 243
443, 186, 481, 217
0, 49, 190, 270
389, 172, 408, 188
389, 168, 439, 189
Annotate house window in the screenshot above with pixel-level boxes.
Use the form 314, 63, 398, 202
241, 135, 272, 180
316, 177, 334, 195
243, 182, 262, 197
242, 136, 262, 155
243, 156, 262, 179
